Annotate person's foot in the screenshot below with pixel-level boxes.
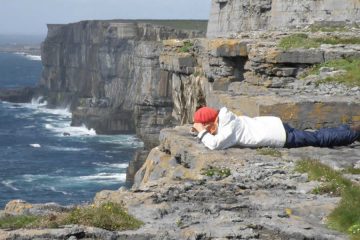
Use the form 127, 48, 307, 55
351, 123, 360, 132
351, 123, 360, 141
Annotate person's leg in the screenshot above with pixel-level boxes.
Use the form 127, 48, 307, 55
315, 125, 359, 147
284, 123, 320, 148
284, 123, 360, 148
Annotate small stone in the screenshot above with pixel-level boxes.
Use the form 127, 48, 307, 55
319, 67, 334, 73
278, 212, 290, 218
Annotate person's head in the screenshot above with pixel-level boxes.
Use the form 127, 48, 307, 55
193, 107, 219, 134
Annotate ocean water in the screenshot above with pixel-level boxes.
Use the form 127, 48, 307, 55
0, 52, 143, 208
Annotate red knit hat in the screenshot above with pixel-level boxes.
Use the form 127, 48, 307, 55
193, 107, 219, 124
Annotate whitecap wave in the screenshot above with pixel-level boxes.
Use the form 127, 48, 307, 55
98, 135, 143, 148
1, 180, 19, 191
30, 143, 41, 148
39, 108, 71, 117
78, 173, 126, 182
22, 174, 49, 182
14, 52, 41, 61
31, 96, 47, 106
45, 123, 96, 137
49, 187, 70, 195
48, 146, 89, 152
25, 97, 71, 118
21, 172, 125, 187
25, 55, 41, 61
92, 162, 128, 169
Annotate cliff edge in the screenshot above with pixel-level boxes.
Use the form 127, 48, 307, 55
1, 1, 360, 239
41, 20, 205, 148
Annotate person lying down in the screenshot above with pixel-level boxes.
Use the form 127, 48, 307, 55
191, 106, 360, 150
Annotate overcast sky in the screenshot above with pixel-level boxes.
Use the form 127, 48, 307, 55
0, 0, 211, 36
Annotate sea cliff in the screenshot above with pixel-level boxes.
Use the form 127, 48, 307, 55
40, 20, 205, 148
1, 0, 360, 239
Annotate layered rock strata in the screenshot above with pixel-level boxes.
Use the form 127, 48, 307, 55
41, 20, 205, 147
160, 31, 360, 129
207, 0, 360, 38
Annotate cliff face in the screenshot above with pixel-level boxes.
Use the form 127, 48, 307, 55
207, 0, 360, 38
3, 3, 360, 239
41, 20, 205, 147
160, 36, 360, 130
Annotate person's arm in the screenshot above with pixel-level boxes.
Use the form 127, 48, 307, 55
196, 122, 235, 150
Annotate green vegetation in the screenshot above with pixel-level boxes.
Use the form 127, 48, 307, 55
179, 41, 194, 53
256, 148, 282, 158
305, 58, 360, 87
308, 25, 349, 33
193, 71, 203, 77
0, 202, 143, 231
279, 33, 319, 50
344, 167, 360, 175
279, 34, 360, 50
295, 159, 360, 240
202, 166, 231, 179
0, 215, 40, 230
176, 219, 183, 227
61, 202, 143, 231
295, 159, 352, 196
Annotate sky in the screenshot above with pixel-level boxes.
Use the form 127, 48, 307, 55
0, 0, 211, 36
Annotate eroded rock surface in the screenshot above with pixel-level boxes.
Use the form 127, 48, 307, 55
160, 32, 360, 129
2, 126, 358, 239
41, 20, 205, 148
207, 0, 360, 38
93, 126, 357, 239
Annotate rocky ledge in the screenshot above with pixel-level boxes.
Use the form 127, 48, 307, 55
0, 87, 39, 103
4, 126, 358, 239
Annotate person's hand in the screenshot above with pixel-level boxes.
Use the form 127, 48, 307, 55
193, 123, 206, 132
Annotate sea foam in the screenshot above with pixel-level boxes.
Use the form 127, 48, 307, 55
1, 180, 19, 191
93, 162, 128, 169
30, 143, 41, 148
14, 52, 41, 61
78, 173, 126, 182
25, 55, 41, 61
45, 123, 96, 137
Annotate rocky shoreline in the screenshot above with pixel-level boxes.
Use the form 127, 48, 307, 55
1, 0, 360, 239
1, 126, 359, 239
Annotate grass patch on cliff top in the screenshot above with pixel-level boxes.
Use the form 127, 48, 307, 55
202, 166, 231, 179
295, 159, 360, 239
178, 40, 194, 53
344, 167, 360, 175
308, 25, 351, 33
305, 58, 360, 86
0, 215, 40, 230
279, 34, 360, 50
256, 148, 282, 158
0, 202, 143, 231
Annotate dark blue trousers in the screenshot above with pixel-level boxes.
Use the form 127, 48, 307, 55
283, 124, 360, 148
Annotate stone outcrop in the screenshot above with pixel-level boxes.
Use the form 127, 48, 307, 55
41, 20, 205, 148
3, 126, 358, 239
0, 87, 40, 103
2, 3, 360, 239
207, 0, 360, 38
160, 31, 360, 129
4, 200, 72, 216
91, 126, 359, 239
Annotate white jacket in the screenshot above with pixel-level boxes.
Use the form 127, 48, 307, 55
197, 107, 286, 150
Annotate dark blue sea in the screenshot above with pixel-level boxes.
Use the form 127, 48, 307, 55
0, 52, 142, 208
